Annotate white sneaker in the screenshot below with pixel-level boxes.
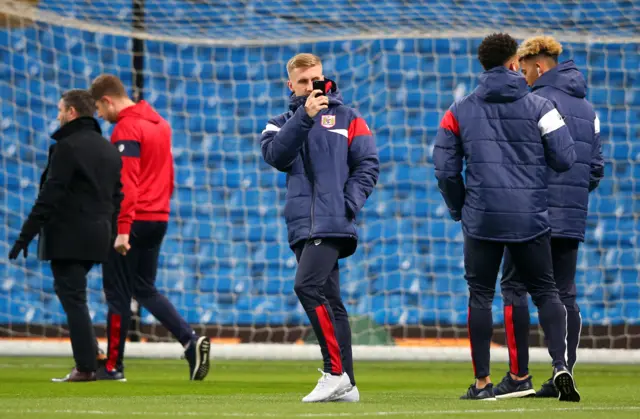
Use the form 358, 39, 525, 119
302, 369, 349, 403
331, 385, 360, 402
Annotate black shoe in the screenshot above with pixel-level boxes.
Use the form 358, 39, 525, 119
494, 373, 536, 399
96, 367, 127, 382
184, 336, 211, 381
535, 378, 559, 398
460, 383, 496, 400
553, 366, 580, 402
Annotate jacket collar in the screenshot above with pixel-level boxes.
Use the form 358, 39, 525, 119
51, 117, 102, 142
474, 66, 530, 103
531, 60, 586, 99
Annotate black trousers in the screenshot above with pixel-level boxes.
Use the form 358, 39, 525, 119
294, 238, 355, 385
501, 237, 580, 374
464, 233, 567, 379
102, 221, 193, 372
51, 259, 97, 373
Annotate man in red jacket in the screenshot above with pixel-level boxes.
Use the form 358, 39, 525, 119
90, 75, 210, 381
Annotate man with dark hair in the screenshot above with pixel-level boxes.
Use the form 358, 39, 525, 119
9, 89, 123, 382
90, 74, 211, 382
433, 33, 580, 402
495, 35, 605, 399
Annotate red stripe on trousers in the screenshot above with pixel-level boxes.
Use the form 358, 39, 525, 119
105, 313, 122, 372
315, 305, 343, 374
504, 305, 519, 376
467, 307, 477, 377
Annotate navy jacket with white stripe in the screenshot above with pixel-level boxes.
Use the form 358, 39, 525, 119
532, 60, 604, 241
433, 66, 577, 242
260, 80, 379, 257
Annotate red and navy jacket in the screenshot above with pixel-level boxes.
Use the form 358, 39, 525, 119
433, 67, 576, 242
111, 100, 174, 234
260, 80, 379, 257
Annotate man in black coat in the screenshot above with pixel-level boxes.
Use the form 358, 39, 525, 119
9, 89, 123, 382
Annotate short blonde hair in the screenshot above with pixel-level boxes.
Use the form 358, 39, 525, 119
517, 36, 563, 60
286, 53, 322, 75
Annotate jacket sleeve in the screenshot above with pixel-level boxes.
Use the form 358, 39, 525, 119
538, 100, 576, 173
260, 107, 314, 172
589, 113, 605, 192
111, 164, 124, 240
111, 121, 141, 235
433, 105, 465, 221
18, 141, 76, 243
344, 112, 379, 219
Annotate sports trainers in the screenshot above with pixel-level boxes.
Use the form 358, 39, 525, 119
96, 367, 127, 382
330, 385, 360, 402
460, 383, 497, 401
494, 373, 536, 399
535, 378, 559, 398
553, 366, 580, 402
302, 369, 350, 403
184, 336, 211, 381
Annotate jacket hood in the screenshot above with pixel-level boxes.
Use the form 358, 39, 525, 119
532, 60, 586, 99
117, 100, 163, 124
474, 67, 530, 103
289, 78, 344, 111
51, 116, 102, 141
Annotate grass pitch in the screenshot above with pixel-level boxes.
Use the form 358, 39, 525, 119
0, 357, 639, 418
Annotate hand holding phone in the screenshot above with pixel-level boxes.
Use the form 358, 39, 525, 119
305, 87, 329, 118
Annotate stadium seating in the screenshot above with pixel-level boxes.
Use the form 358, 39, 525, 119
1, 0, 638, 328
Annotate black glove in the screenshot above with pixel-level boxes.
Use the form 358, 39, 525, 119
8, 240, 28, 260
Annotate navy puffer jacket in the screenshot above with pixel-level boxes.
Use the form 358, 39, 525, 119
260, 81, 379, 257
434, 67, 577, 242
532, 60, 604, 241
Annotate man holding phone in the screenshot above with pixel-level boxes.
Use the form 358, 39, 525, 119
260, 53, 379, 403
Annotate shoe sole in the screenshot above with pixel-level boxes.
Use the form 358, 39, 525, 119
460, 396, 497, 401
328, 385, 354, 401
496, 389, 536, 399
303, 375, 350, 403
535, 391, 559, 398
554, 371, 580, 402
191, 336, 211, 381
99, 377, 127, 382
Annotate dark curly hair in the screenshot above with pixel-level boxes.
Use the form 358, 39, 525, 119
477, 33, 518, 71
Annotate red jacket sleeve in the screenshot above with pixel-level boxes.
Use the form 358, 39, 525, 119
111, 121, 141, 235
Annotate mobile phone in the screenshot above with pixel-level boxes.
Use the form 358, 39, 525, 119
312, 80, 327, 95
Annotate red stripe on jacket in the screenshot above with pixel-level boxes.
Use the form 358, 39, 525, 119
347, 117, 372, 147
440, 110, 460, 136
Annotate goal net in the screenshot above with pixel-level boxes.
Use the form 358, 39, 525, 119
1, 0, 639, 362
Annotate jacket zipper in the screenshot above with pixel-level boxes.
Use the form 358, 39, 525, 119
302, 138, 315, 240
309, 182, 316, 239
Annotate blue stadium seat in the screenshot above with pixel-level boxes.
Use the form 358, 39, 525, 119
2, 2, 639, 328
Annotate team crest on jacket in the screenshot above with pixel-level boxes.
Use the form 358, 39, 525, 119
321, 115, 336, 128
